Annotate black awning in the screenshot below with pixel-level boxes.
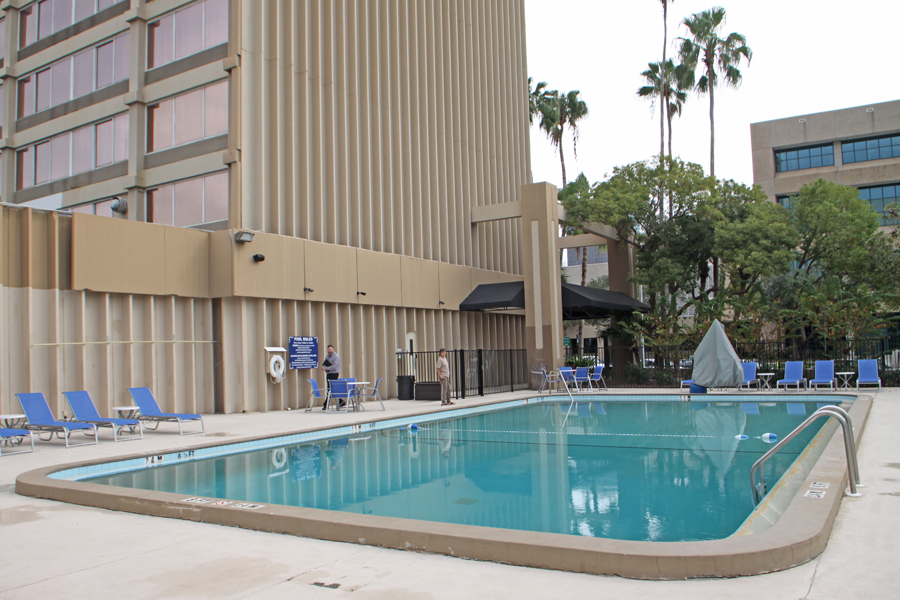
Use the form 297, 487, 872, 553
458, 281, 649, 319
560, 283, 650, 320
458, 281, 526, 311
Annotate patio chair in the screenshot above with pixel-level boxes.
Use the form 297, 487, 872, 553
809, 360, 836, 391
558, 367, 577, 392
63, 391, 143, 442
326, 380, 353, 413
355, 378, 386, 410
589, 365, 608, 391
0, 429, 34, 456
125, 388, 204, 435
573, 367, 590, 391
15, 392, 98, 447
857, 359, 882, 391
305, 379, 327, 411
776, 361, 807, 391
680, 378, 694, 391
536, 368, 563, 394
740, 362, 761, 391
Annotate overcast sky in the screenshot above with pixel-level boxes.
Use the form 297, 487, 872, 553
524, 0, 900, 188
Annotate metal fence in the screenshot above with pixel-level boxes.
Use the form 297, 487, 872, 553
396, 349, 530, 399
564, 335, 900, 388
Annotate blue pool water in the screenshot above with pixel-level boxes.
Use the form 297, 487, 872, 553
83, 397, 845, 542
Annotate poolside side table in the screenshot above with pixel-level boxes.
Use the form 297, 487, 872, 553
757, 373, 775, 390
836, 372, 855, 390
113, 406, 141, 420
0, 414, 27, 446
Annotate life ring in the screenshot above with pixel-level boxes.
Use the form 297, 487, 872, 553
272, 448, 287, 469
269, 355, 286, 383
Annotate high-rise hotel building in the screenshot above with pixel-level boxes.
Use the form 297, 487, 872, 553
0, 0, 531, 415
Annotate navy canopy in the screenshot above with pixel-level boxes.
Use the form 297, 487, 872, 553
459, 281, 649, 319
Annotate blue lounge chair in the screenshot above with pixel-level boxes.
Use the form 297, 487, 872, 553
355, 377, 386, 410
776, 361, 807, 391
63, 391, 143, 442
681, 378, 694, 391
0, 429, 34, 456
326, 380, 353, 412
740, 362, 760, 390
857, 359, 882, 391
306, 379, 327, 411
809, 360, 836, 391
126, 388, 204, 435
16, 392, 98, 447
590, 365, 608, 391
573, 367, 590, 391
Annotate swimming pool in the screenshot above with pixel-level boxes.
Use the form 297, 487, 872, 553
18, 393, 870, 579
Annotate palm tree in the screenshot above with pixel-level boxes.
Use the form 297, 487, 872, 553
638, 62, 667, 159
539, 90, 589, 187
658, 0, 675, 156
527, 77, 555, 124
677, 6, 751, 177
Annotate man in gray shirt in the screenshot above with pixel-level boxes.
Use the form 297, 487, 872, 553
321, 345, 342, 409
436, 348, 454, 406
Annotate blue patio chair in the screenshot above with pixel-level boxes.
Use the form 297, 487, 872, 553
558, 367, 576, 392
355, 378, 386, 410
573, 367, 590, 391
680, 378, 694, 391
306, 379, 327, 411
740, 362, 760, 391
776, 361, 807, 391
809, 360, 836, 391
0, 429, 34, 456
537, 368, 563, 394
326, 380, 353, 413
857, 359, 881, 391
63, 391, 143, 442
589, 365, 608, 391
126, 388, 204, 435
16, 392, 98, 448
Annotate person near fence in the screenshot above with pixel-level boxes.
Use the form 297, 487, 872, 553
321, 345, 342, 409
436, 348, 454, 406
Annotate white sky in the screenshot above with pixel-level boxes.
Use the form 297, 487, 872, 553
524, 0, 900, 187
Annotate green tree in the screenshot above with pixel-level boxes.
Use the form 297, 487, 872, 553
559, 173, 594, 353
677, 7, 752, 177
538, 90, 589, 187
527, 77, 555, 125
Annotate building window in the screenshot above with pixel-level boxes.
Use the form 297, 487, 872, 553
147, 0, 228, 69
19, 0, 121, 48
858, 185, 900, 226
71, 198, 117, 217
148, 171, 228, 227
841, 135, 900, 165
16, 113, 129, 189
147, 80, 228, 152
774, 144, 834, 173
566, 246, 608, 266
17, 32, 130, 118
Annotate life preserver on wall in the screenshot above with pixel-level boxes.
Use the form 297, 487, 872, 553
269, 354, 286, 384
272, 448, 287, 469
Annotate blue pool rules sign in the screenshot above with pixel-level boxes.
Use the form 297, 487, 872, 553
288, 336, 319, 369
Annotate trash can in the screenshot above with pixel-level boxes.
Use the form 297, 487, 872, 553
397, 375, 415, 400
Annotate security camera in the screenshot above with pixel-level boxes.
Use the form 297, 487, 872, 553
253, 254, 265, 262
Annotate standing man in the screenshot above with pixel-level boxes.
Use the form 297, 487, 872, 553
321, 344, 342, 409
436, 348, 454, 406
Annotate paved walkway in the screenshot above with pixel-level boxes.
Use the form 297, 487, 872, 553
1, 389, 898, 599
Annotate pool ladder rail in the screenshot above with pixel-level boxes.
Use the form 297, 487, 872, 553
750, 405, 862, 504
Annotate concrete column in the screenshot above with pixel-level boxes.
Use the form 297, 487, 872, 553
520, 182, 563, 378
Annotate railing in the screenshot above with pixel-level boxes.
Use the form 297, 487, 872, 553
396, 349, 529, 399
563, 335, 900, 388
749, 405, 862, 504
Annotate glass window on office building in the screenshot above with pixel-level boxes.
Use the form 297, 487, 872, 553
19, 0, 122, 48
841, 135, 900, 165
566, 246, 608, 266
858, 185, 900, 226
148, 171, 228, 227
146, 80, 228, 152
774, 144, 834, 172
147, 0, 228, 69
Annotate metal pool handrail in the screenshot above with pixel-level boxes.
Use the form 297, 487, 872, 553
558, 372, 578, 428
750, 405, 861, 504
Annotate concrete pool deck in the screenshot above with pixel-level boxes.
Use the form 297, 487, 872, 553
2, 388, 898, 599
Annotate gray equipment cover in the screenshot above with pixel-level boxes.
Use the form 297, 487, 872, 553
691, 319, 743, 388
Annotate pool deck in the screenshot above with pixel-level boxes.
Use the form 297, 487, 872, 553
2, 388, 898, 599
